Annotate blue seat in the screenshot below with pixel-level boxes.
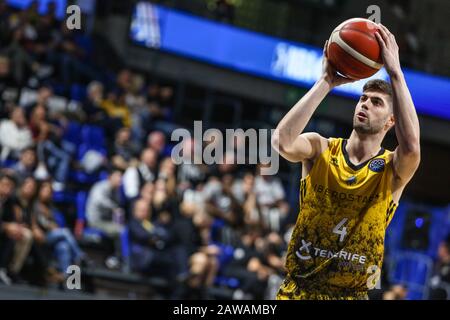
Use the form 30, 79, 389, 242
120, 227, 131, 273
53, 210, 66, 228
53, 190, 76, 203
81, 125, 106, 149
211, 243, 241, 289
71, 84, 87, 102
214, 276, 240, 289
210, 218, 226, 243
76, 191, 88, 223
51, 83, 66, 96
69, 127, 107, 185
389, 251, 433, 300
62, 121, 83, 146
1, 158, 17, 168
393, 257, 429, 286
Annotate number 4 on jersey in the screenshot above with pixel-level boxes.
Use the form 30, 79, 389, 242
333, 218, 348, 242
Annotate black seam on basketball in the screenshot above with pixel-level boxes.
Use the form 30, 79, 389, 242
328, 41, 380, 72
339, 27, 377, 40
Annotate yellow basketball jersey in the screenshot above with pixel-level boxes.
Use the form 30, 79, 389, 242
285, 137, 397, 292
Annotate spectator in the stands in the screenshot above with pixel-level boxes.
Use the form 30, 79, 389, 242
15, 176, 38, 238
157, 157, 176, 196
82, 81, 120, 139
147, 130, 171, 159
429, 234, 450, 299
253, 163, 289, 232
32, 180, 86, 275
176, 138, 209, 192
48, 23, 98, 91
123, 148, 158, 200
28, 104, 46, 139
36, 121, 73, 191
11, 147, 39, 183
146, 82, 160, 104
151, 178, 178, 226
37, 1, 60, 37
2, 23, 42, 86
129, 198, 175, 280
110, 127, 139, 171
204, 173, 244, 246
86, 169, 124, 240
23, 86, 53, 115
232, 171, 264, 230
16, 176, 55, 285
174, 247, 220, 299
126, 73, 147, 144
0, 172, 32, 285
114, 68, 133, 96
382, 284, 408, 300
0, 107, 33, 162
150, 85, 179, 135
100, 91, 131, 128
24, 1, 39, 26
136, 179, 186, 281
209, 151, 238, 177
0, 55, 19, 91
83, 81, 107, 122
221, 228, 270, 299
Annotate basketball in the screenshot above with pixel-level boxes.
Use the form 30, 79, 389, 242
327, 18, 383, 80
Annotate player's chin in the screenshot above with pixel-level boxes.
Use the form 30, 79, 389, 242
353, 123, 371, 134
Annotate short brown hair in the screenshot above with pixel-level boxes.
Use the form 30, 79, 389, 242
363, 79, 393, 97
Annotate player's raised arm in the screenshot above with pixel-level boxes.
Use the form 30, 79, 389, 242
375, 25, 421, 187
272, 41, 356, 163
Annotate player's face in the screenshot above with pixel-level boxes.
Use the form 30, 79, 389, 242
353, 91, 393, 134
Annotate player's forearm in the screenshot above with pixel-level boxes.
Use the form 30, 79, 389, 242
275, 78, 331, 146
390, 70, 421, 155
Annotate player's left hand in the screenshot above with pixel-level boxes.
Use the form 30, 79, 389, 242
375, 24, 402, 77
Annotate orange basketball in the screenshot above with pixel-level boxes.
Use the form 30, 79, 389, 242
327, 18, 384, 80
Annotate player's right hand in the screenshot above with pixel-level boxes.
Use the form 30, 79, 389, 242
321, 40, 357, 88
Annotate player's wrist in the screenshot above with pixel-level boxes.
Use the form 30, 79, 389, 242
317, 76, 334, 91
387, 67, 403, 80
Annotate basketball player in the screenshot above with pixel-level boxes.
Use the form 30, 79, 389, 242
273, 24, 420, 299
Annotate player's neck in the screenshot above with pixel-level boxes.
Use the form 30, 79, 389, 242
346, 131, 384, 164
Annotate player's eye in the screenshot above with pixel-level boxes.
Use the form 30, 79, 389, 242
372, 98, 382, 106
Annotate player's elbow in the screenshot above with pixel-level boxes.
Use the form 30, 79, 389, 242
272, 139, 299, 163
271, 130, 281, 153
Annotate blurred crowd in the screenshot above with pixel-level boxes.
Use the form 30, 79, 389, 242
0, 0, 291, 299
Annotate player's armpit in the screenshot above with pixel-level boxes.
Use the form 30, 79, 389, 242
272, 132, 328, 163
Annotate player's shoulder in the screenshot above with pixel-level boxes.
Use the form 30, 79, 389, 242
382, 146, 395, 162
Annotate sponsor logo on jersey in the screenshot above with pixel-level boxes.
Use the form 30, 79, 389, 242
313, 184, 380, 203
295, 239, 367, 265
368, 158, 385, 173
345, 176, 357, 185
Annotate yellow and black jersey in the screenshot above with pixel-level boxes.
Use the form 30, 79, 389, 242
277, 137, 397, 299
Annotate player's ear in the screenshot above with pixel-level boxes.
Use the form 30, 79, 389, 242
386, 114, 395, 131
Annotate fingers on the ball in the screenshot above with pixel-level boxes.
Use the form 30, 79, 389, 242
375, 32, 386, 48
380, 23, 390, 33
380, 24, 394, 40
377, 27, 389, 43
